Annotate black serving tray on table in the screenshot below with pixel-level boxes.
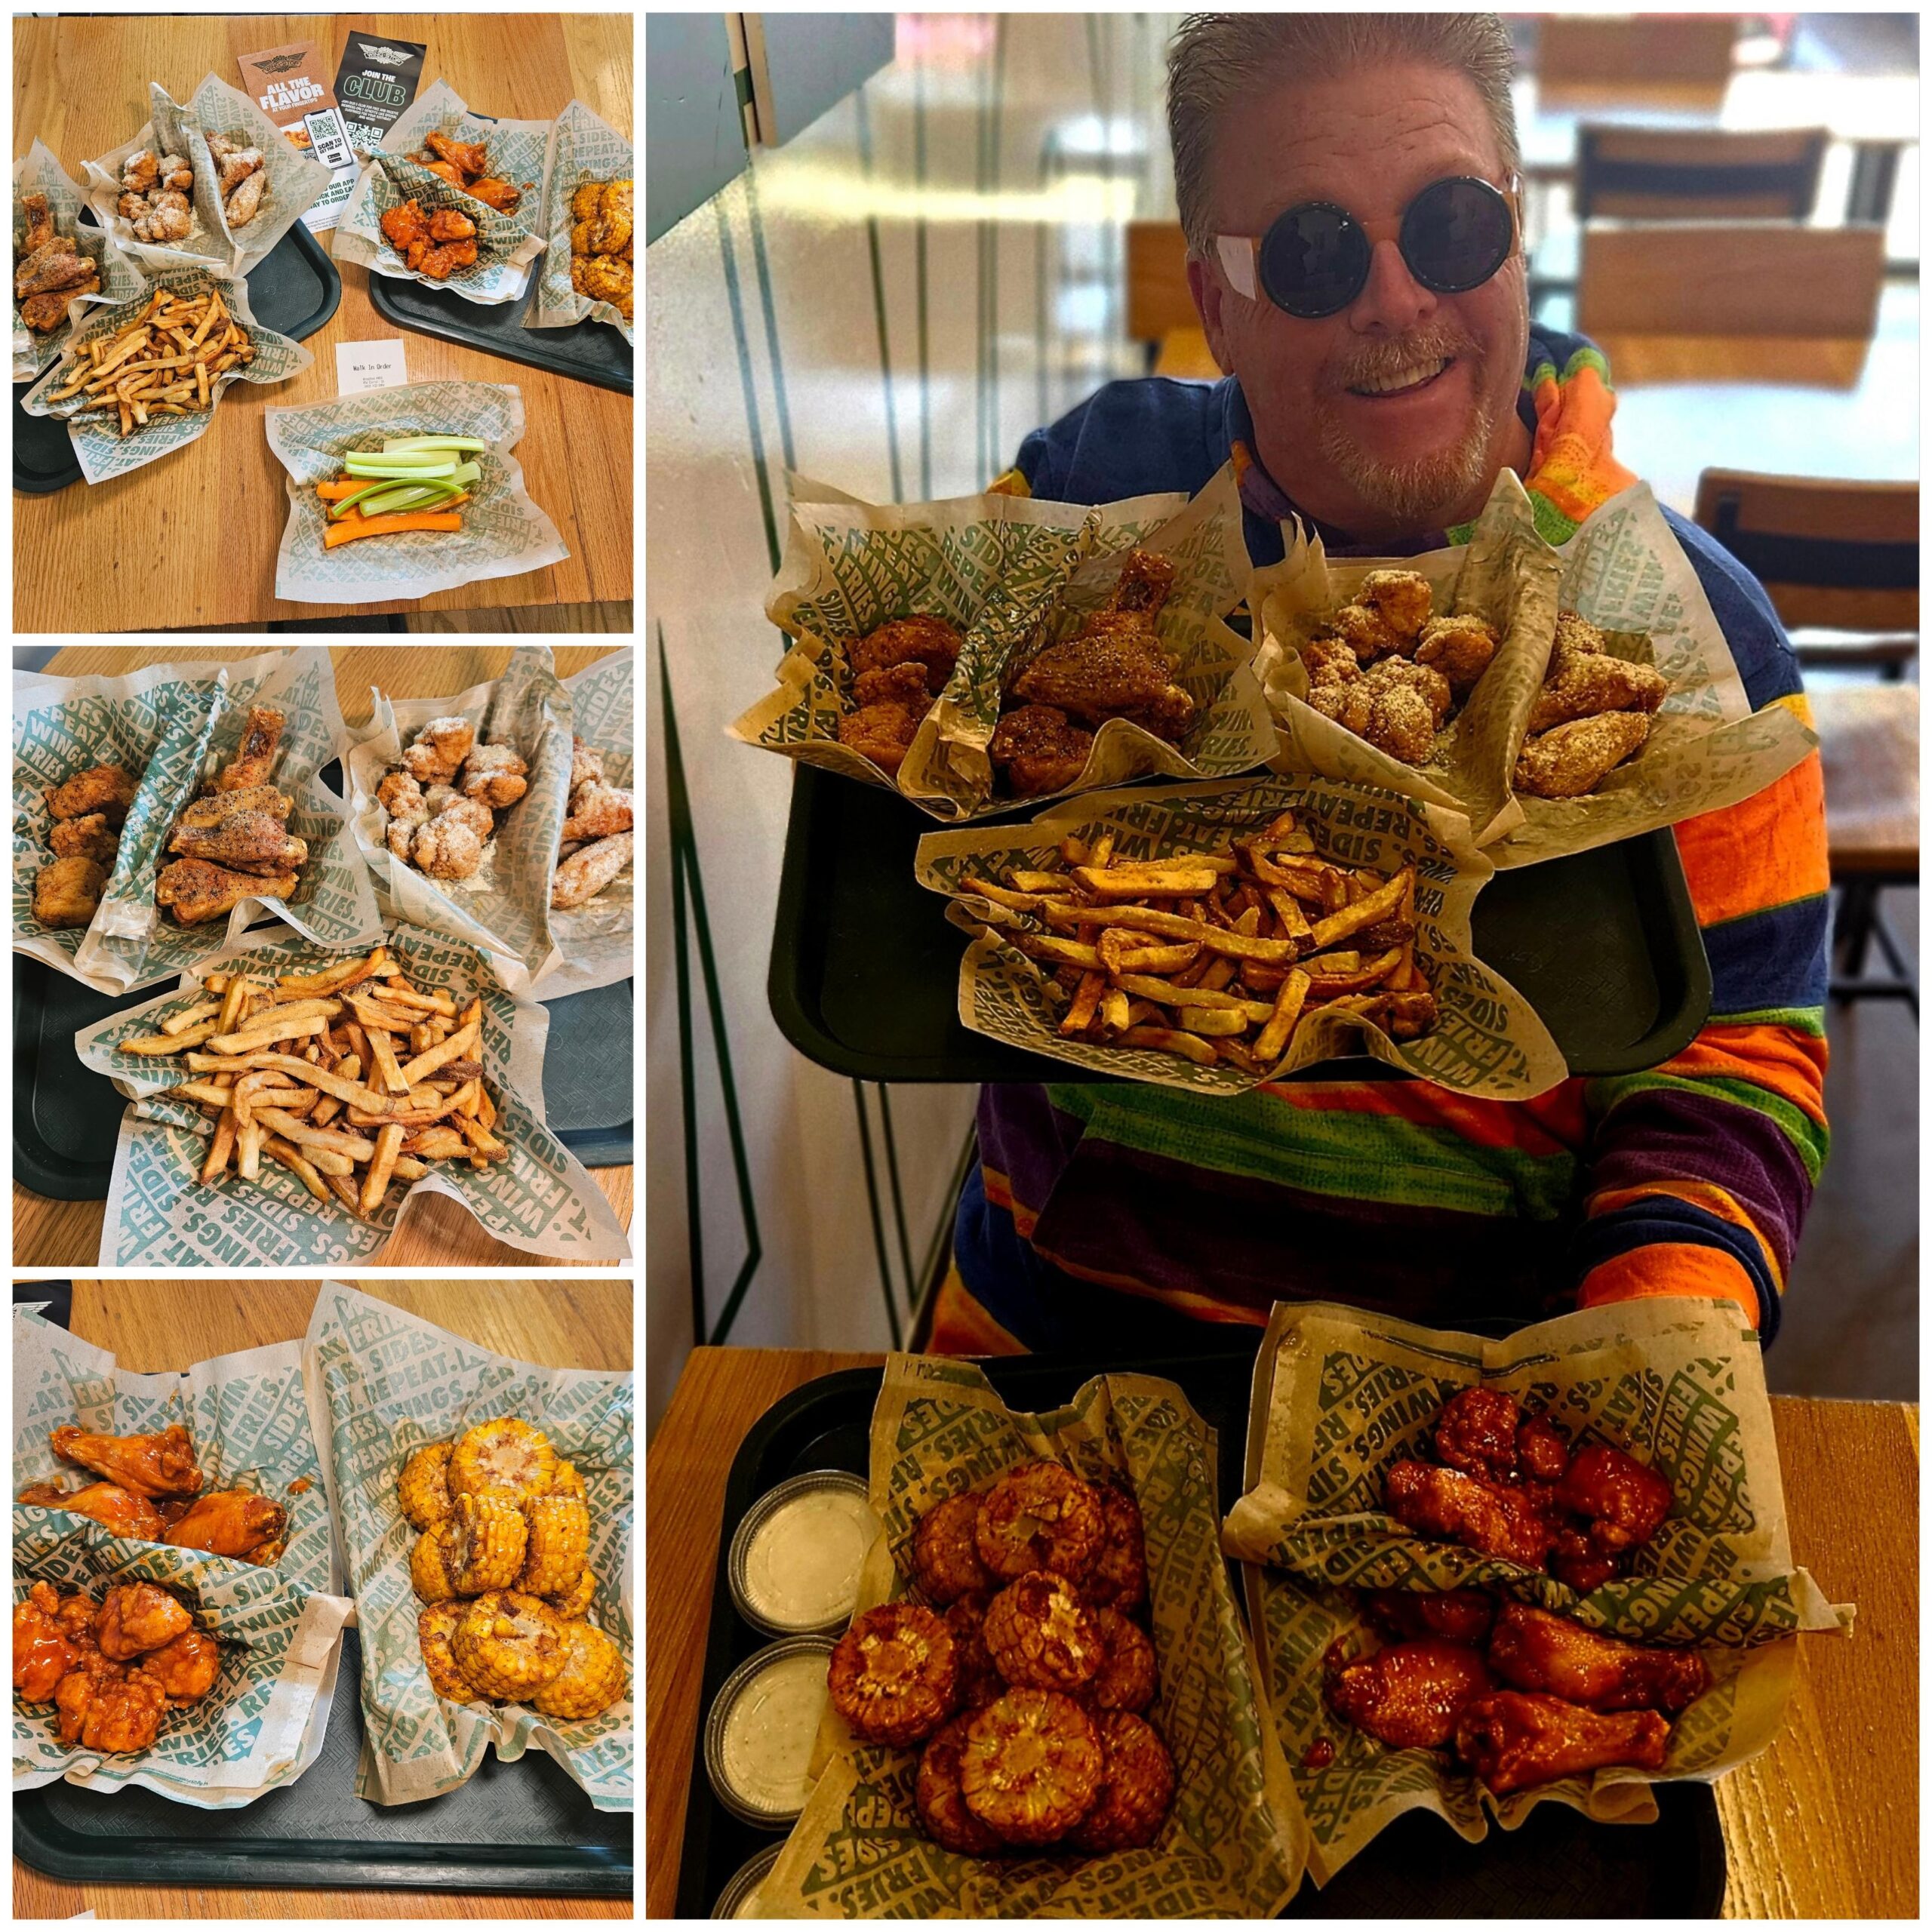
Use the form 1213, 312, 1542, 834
11, 1287, 632, 1897
771, 763, 1712, 1084
14, 216, 343, 496
674, 1348, 1727, 1919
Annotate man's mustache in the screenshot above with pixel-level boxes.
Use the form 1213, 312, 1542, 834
1327, 328, 1481, 392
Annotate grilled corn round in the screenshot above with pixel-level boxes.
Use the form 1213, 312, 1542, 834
398, 1441, 455, 1531
531, 1618, 627, 1720
411, 1526, 460, 1604
545, 1565, 598, 1622
438, 1492, 528, 1595
418, 1602, 483, 1701
518, 1494, 590, 1598
448, 1418, 557, 1507
451, 1590, 568, 1701
551, 1459, 587, 1500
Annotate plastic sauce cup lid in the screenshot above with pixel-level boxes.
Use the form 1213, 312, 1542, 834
728, 1469, 879, 1638
712, 1842, 783, 1918
703, 1635, 837, 1829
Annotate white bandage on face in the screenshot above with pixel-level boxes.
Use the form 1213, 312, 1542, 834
1215, 235, 1258, 301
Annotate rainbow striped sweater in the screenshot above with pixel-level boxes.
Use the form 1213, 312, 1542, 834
938, 325, 1828, 1356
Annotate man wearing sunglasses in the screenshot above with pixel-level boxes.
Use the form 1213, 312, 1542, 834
936, 14, 1829, 1361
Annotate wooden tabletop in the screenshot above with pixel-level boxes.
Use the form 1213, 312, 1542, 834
646, 1346, 1918, 1921
1812, 683, 1920, 875
14, 1277, 632, 1919
13, 14, 632, 631
12, 644, 632, 1268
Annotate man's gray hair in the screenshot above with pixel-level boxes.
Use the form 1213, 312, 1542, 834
1167, 13, 1521, 256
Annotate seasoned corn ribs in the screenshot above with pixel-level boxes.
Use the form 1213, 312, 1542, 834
437, 1492, 528, 1595
551, 1459, 587, 1500
419, 1601, 483, 1701
531, 1618, 627, 1720
518, 1494, 590, 1597
451, 1589, 568, 1700
545, 1565, 597, 1622
398, 1441, 455, 1531
448, 1418, 557, 1507
411, 1525, 460, 1604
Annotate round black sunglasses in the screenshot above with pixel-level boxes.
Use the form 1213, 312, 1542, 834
1214, 176, 1520, 319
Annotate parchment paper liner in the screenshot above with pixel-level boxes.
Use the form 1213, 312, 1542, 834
756, 1352, 1306, 1917
14, 138, 147, 380
1221, 1297, 1854, 1883
914, 773, 1568, 1101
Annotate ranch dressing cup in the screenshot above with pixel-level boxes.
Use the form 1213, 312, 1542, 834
728, 1470, 879, 1638
712, 1843, 782, 1918
704, 1635, 836, 1828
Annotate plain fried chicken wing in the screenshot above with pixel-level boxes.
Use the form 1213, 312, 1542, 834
164, 1490, 290, 1564
45, 763, 137, 823
550, 832, 632, 909
1383, 1460, 1561, 1567
95, 1584, 192, 1660
1487, 1603, 1709, 1714
32, 857, 106, 928
168, 810, 308, 873
1454, 1690, 1671, 1795
1327, 1638, 1496, 1750
17, 1481, 166, 1541
49, 813, 121, 864
215, 706, 286, 791
51, 1423, 204, 1498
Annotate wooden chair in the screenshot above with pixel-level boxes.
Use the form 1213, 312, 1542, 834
1537, 14, 1740, 91
1577, 222, 1885, 340
1577, 125, 1828, 220
1693, 470, 1918, 1015
1125, 220, 1206, 372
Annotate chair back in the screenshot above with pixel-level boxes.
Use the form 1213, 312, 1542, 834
1537, 14, 1739, 88
1125, 220, 1198, 343
1694, 470, 1918, 634
1578, 223, 1885, 340
1577, 125, 1827, 220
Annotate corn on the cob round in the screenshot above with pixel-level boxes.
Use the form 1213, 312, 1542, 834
418, 1602, 484, 1701
411, 1527, 460, 1604
551, 1459, 587, 1500
545, 1565, 598, 1622
531, 1618, 627, 1719
448, 1418, 557, 1507
451, 1590, 568, 1701
438, 1491, 528, 1595
518, 1494, 590, 1598
398, 1441, 455, 1531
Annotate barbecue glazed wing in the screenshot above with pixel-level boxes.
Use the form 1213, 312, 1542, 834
463, 177, 521, 213
95, 1583, 192, 1660
155, 857, 299, 923
163, 1491, 290, 1564
417, 239, 479, 280
214, 706, 285, 791
17, 1481, 166, 1541
1555, 1445, 1675, 1553
1433, 1386, 1523, 1478
168, 810, 308, 872
50, 1423, 203, 1499
1487, 1603, 1710, 1714
14, 1583, 75, 1702
989, 703, 1094, 797
140, 1627, 220, 1706
1361, 1587, 1497, 1647
1326, 1638, 1494, 1750
45, 764, 137, 824
1454, 1690, 1671, 1795
424, 130, 489, 177
1383, 1460, 1560, 1567
57, 1657, 168, 1752
381, 199, 430, 251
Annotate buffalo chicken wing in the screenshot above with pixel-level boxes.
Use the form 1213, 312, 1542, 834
1454, 1690, 1671, 1795
1383, 1460, 1561, 1569
1487, 1603, 1710, 1715
50, 1423, 204, 1499
163, 1491, 290, 1565
17, 1481, 166, 1541
1325, 1638, 1495, 1750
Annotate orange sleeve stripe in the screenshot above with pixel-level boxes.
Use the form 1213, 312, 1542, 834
1586, 1181, 1784, 1292
1650, 1023, 1829, 1126
926, 1263, 1029, 1356
1577, 1244, 1761, 1327
1673, 746, 1829, 927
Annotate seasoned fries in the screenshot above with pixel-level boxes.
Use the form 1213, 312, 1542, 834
114, 947, 510, 1217
962, 810, 1440, 1072
45, 288, 254, 438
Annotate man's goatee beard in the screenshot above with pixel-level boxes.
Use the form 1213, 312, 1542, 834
1315, 413, 1494, 534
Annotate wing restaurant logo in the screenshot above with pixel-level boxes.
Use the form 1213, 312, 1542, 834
356, 43, 412, 64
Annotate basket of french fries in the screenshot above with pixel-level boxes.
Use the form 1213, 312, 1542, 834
73, 927, 630, 1266
914, 775, 1567, 1102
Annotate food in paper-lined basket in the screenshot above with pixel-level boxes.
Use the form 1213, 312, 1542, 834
43, 285, 255, 439
956, 808, 1437, 1072
15, 192, 100, 326
552, 735, 632, 909
204, 134, 268, 230
378, 198, 478, 281
30, 759, 139, 928
822, 1457, 1179, 1857
155, 703, 306, 921
396, 1417, 625, 1719
112, 941, 511, 1215
835, 613, 963, 776
568, 178, 632, 318
411, 128, 529, 214
14, 1578, 222, 1752
315, 432, 487, 543
116, 145, 197, 244
374, 714, 528, 881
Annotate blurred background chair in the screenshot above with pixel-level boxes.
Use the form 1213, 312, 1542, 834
1694, 470, 1918, 1017
1576, 123, 1828, 219
1537, 14, 1741, 94
1126, 219, 1209, 377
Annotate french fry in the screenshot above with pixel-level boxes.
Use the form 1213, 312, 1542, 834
1060, 971, 1106, 1038
960, 873, 1048, 913
454, 1114, 509, 1163
1075, 861, 1232, 898
1309, 871, 1411, 949
262, 1134, 331, 1201
366, 1026, 410, 1097
379, 982, 458, 1017
1254, 968, 1312, 1063
119, 1023, 220, 1054
1044, 901, 1300, 962
160, 999, 220, 1036
251, 1106, 377, 1161
360, 1122, 405, 1214
208, 1013, 330, 1056
216, 975, 251, 1034
200, 1110, 237, 1183
1117, 1024, 1217, 1065
396, 1020, 479, 1088
236, 1116, 265, 1182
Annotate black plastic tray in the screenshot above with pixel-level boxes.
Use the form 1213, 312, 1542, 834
673, 1350, 1727, 1919
11, 1287, 632, 1897
770, 763, 1712, 1084
368, 263, 632, 395
14, 216, 343, 496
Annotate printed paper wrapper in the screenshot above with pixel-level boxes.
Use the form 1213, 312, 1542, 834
758, 1353, 1305, 1917
74, 921, 632, 1266
266, 380, 568, 605
303, 1282, 632, 1808
526, 100, 633, 343
548, 649, 635, 995
913, 774, 1568, 1101
1220, 1298, 1854, 1883
347, 645, 573, 989
14, 647, 380, 995
19, 262, 310, 485
1253, 471, 1560, 848
12, 1303, 354, 1806
14, 138, 147, 380
81, 82, 236, 274
729, 464, 1273, 822
183, 72, 334, 275
334, 78, 549, 304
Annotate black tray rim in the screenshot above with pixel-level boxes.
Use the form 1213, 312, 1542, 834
768, 761, 1714, 1085
672, 1352, 1727, 1919
13, 218, 344, 496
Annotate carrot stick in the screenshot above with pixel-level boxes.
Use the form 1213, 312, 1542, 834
323, 511, 463, 549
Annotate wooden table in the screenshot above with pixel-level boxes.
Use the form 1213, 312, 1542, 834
13, 14, 632, 630
646, 1347, 1919, 1920
11, 644, 632, 1268
14, 1277, 632, 1920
